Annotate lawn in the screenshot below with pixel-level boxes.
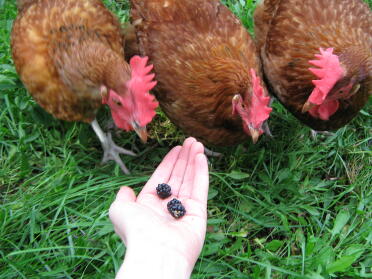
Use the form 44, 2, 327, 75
0, 0, 371, 278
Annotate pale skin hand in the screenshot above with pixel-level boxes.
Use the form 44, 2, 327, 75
109, 137, 209, 279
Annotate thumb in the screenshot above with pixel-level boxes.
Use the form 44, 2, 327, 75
115, 186, 137, 203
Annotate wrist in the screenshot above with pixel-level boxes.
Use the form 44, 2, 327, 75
116, 245, 194, 279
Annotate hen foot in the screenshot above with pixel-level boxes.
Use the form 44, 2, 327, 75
91, 119, 136, 174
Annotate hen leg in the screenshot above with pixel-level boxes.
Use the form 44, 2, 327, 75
91, 119, 136, 174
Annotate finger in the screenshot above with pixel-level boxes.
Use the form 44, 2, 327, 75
190, 153, 209, 205
166, 137, 197, 196
178, 141, 205, 198
138, 145, 182, 197
115, 186, 137, 203
109, 187, 136, 223
182, 199, 208, 227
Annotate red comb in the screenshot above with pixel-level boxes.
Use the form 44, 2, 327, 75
307, 48, 344, 105
127, 56, 158, 126
249, 69, 272, 129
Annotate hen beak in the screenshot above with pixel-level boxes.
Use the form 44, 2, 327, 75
249, 127, 260, 144
133, 124, 148, 143
302, 101, 316, 113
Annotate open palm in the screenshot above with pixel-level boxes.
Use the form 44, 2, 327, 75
109, 137, 209, 267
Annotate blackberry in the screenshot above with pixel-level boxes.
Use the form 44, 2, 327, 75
167, 198, 181, 209
167, 198, 186, 219
156, 183, 172, 199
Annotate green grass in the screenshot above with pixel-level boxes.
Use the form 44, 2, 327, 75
0, 0, 371, 278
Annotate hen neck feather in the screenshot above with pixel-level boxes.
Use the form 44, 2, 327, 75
339, 46, 371, 82
51, 32, 129, 96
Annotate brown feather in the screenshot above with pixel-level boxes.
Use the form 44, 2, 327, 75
11, 0, 129, 123
16, 0, 35, 11
255, 0, 372, 130
122, 23, 140, 61
130, 0, 267, 146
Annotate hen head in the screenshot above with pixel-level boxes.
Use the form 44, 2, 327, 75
102, 56, 158, 143
302, 48, 363, 121
232, 69, 272, 144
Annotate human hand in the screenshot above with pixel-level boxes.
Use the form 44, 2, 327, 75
109, 137, 209, 279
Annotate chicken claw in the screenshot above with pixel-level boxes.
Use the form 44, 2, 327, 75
91, 119, 136, 174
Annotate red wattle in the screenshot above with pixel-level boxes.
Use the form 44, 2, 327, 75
308, 100, 339, 120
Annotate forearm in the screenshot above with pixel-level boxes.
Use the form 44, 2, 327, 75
116, 247, 193, 279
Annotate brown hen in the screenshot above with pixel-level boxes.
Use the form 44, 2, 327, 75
254, 0, 371, 131
11, 0, 158, 173
128, 0, 272, 147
